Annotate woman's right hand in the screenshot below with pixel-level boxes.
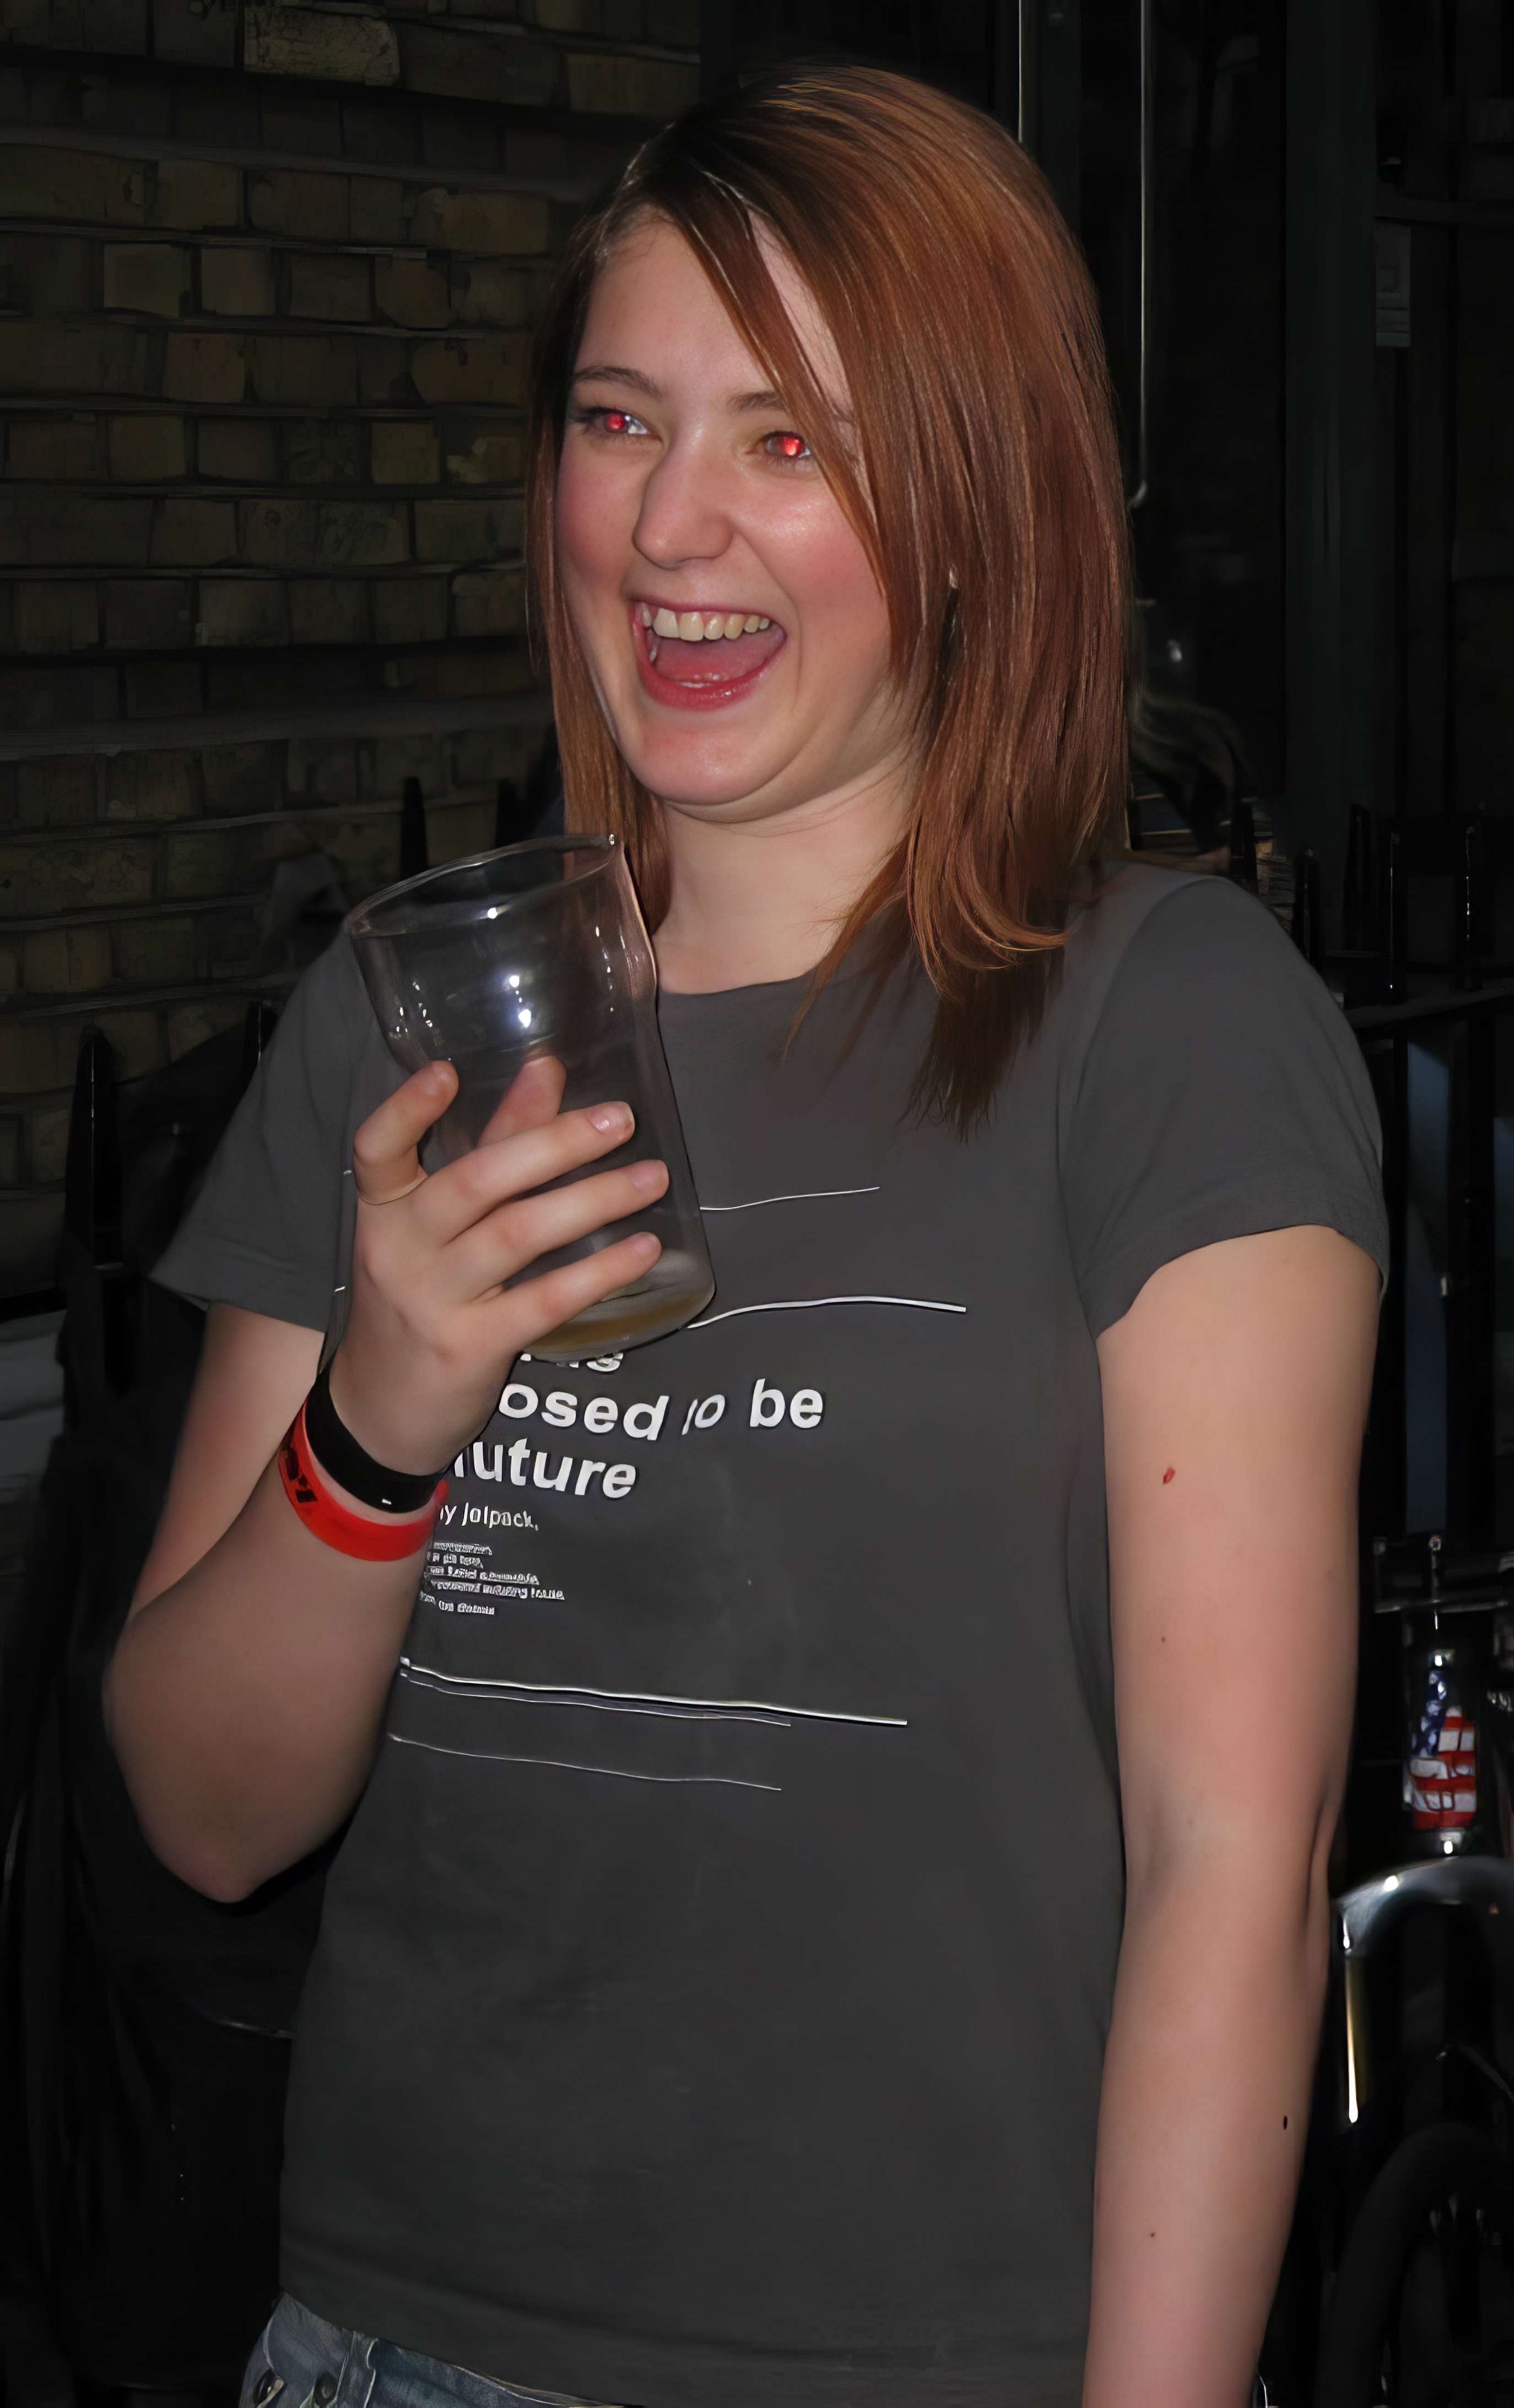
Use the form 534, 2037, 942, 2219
328, 1055, 668, 1476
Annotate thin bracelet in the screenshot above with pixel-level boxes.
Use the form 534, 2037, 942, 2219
304, 1359, 449, 1514
277, 1400, 446, 1563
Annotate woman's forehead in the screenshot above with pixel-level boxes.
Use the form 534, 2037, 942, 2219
576, 212, 847, 405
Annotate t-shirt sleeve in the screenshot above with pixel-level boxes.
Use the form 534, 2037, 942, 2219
1062, 877, 1388, 1337
153, 937, 386, 1331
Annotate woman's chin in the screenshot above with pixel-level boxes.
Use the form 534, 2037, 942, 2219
609, 721, 791, 815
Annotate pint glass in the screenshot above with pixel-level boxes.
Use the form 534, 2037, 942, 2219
344, 835, 714, 1360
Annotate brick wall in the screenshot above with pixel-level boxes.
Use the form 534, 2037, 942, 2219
0, 0, 695, 1296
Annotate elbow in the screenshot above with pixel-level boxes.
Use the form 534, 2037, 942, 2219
139, 1810, 269, 1904
105, 1677, 269, 1905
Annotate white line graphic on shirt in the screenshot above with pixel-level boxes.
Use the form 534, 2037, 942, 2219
398, 1658, 907, 1729
389, 1732, 781, 1793
685, 1293, 966, 1328
700, 1185, 882, 1214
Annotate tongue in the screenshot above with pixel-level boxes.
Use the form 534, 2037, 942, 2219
652, 625, 783, 684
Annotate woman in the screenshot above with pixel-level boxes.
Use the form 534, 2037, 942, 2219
109, 67, 1385, 2408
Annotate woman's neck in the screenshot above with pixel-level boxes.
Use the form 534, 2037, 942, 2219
652, 762, 911, 995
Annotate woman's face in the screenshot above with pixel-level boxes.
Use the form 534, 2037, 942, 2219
555, 216, 909, 827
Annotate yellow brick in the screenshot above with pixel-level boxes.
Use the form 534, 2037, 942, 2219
23, 923, 112, 994
371, 419, 439, 485
163, 332, 247, 404
374, 256, 449, 330
201, 247, 275, 316
0, 834, 152, 918
94, 1008, 166, 1075
451, 565, 523, 637
445, 430, 521, 485
0, 147, 147, 226
0, 1020, 79, 1094
289, 577, 369, 642
565, 52, 696, 115
250, 335, 358, 406
150, 158, 241, 231
0, 323, 152, 396
108, 414, 187, 480
408, 188, 549, 255
15, 583, 98, 653
196, 580, 290, 646
248, 169, 348, 244
239, 497, 320, 567
15, 759, 95, 827
102, 243, 191, 317
198, 419, 278, 482
450, 261, 527, 327
150, 497, 236, 566
245, 4, 399, 85
349, 177, 404, 245
104, 751, 198, 821
426, 799, 494, 865
29, 1103, 70, 1185
117, 914, 199, 985
316, 500, 408, 566
410, 334, 526, 407
8, 418, 99, 480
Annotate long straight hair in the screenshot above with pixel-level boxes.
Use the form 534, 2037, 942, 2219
526, 66, 1131, 1130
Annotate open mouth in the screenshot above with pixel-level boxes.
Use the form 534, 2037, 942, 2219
631, 600, 786, 707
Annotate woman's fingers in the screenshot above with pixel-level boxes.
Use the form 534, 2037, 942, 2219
476, 1054, 567, 1145
448, 1155, 669, 1299
411, 1100, 641, 1245
352, 1062, 457, 1205
485, 1228, 663, 1358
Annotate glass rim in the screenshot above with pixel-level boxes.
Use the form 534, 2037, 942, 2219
343, 832, 619, 940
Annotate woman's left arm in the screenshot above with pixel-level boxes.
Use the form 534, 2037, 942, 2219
1084, 1223, 1380, 2408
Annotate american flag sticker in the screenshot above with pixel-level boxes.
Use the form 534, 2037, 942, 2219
1409, 1706, 1478, 1830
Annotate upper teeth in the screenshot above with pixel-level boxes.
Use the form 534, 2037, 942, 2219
648, 606, 769, 641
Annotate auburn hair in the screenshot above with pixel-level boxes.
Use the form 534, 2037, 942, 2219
525, 65, 1131, 1130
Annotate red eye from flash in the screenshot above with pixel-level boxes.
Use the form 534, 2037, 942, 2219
603, 410, 631, 433
776, 434, 805, 459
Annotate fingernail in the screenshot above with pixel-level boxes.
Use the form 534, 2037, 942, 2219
588, 1103, 631, 1134
627, 1158, 666, 1192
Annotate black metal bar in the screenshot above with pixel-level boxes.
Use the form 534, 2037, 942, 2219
494, 777, 526, 850
239, 998, 279, 1098
399, 775, 429, 880
1452, 816, 1486, 994
1446, 1010, 1497, 1545
63, 1027, 121, 1269
1348, 976, 1514, 1037
1383, 820, 1407, 1003
1344, 804, 1375, 948
1229, 797, 1258, 890
1291, 848, 1326, 970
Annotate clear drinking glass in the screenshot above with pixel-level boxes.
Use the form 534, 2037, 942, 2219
344, 835, 714, 1361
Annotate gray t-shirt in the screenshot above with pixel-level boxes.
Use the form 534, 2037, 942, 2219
156, 864, 1387, 2408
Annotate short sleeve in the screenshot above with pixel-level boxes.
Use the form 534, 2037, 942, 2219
1062, 878, 1388, 1337
153, 936, 398, 1331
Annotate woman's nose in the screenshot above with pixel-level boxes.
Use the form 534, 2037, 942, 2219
631, 439, 732, 570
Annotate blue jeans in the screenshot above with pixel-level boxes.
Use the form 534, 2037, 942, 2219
242, 2294, 615, 2408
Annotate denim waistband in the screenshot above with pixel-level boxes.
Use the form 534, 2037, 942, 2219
242, 2293, 615, 2408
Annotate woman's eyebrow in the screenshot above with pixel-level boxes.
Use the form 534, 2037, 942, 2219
571, 363, 663, 395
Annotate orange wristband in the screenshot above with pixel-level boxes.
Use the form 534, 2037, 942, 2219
277, 1399, 446, 1563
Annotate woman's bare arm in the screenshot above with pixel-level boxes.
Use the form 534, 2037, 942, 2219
106, 1057, 668, 1903
132, 1304, 323, 1610
1084, 1224, 1378, 2408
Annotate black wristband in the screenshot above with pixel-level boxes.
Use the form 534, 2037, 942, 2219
304, 1361, 451, 1514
